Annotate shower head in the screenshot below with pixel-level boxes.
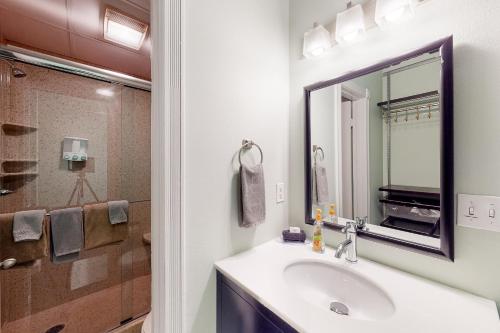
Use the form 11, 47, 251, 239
1, 59, 27, 78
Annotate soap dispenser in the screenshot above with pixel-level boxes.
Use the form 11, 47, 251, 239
328, 204, 337, 223
312, 208, 325, 253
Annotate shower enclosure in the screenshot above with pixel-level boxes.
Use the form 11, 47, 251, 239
0, 50, 151, 332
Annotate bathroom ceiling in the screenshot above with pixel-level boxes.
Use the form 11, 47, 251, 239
0, 0, 151, 80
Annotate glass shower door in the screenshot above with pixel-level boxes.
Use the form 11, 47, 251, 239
0, 59, 151, 333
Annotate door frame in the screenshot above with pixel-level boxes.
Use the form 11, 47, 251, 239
151, 0, 183, 332
335, 82, 370, 220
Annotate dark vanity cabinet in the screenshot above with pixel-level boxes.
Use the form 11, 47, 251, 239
217, 272, 298, 333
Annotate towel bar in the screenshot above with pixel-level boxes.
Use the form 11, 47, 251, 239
39, 199, 149, 216
45, 208, 83, 217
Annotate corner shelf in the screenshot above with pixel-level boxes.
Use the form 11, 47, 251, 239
0, 172, 38, 178
1, 159, 38, 163
1, 122, 38, 134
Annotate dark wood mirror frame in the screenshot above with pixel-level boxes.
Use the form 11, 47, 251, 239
304, 36, 454, 260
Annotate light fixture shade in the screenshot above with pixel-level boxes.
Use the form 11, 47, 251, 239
375, 0, 415, 27
104, 8, 148, 50
335, 4, 366, 44
303, 23, 332, 59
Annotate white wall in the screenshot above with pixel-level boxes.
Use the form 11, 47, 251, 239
183, 0, 290, 332
290, 0, 500, 310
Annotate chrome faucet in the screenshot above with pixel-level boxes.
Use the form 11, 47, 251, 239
334, 221, 358, 263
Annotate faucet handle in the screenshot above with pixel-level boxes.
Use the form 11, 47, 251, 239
355, 216, 368, 230
342, 221, 357, 233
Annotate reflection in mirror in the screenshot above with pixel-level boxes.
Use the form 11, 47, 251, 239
309, 51, 442, 248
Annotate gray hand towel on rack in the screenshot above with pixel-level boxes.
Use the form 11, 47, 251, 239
13, 209, 46, 242
49, 207, 83, 264
314, 165, 329, 205
108, 200, 129, 224
240, 164, 266, 227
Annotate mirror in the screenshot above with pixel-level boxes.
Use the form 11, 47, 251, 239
305, 37, 453, 259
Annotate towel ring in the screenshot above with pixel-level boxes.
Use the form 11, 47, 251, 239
313, 145, 324, 163
239, 139, 263, 165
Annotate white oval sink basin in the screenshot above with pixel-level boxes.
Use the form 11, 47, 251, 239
284, 259, 395, 321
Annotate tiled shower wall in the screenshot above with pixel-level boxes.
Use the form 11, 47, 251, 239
0, 61, 151, 333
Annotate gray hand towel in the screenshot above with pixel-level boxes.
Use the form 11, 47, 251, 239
240, 164, 266, 227
314, 165, 329, 205
49, 207, 83, 264
13, 209, 46, 242
108, 200, 129, 224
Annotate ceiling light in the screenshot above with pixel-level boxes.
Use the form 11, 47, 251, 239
104, 8, 148, 50
303, 23, 332, 59
375, 0, 415, 27
335, 2, 366, 44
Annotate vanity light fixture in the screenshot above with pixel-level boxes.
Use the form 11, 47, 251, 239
303, 23, 332, 59
104, 8, 148, 50
335, 1, 366, 44
375, 0, 415, 27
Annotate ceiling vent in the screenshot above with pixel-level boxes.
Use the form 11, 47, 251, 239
104, 8, 148, 50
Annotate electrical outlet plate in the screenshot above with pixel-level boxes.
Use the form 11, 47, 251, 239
457, 193, 500, 232
276, 183, 285, 203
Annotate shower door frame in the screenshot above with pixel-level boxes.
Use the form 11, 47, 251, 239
0, 45, 151, 91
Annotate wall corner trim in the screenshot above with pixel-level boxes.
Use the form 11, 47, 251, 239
151, 0, 183, 332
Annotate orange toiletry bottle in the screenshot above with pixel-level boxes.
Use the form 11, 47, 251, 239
329, 204, 337, 223
312, 208, 325, 253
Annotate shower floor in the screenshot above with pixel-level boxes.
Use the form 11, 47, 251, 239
1, 275, 150, 333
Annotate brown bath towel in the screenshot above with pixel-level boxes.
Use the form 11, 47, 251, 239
84, 202, 129, 250
0, 213, 48, 264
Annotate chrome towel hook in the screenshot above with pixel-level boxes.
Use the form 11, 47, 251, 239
239, 139, 263, 165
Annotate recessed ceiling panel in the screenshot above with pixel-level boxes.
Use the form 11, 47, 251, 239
0, 10, 71, 56
67, 0, 101, 37
0, 0, 68, 28
70, 33, 150, 79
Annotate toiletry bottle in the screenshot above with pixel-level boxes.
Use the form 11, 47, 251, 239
312, 208, 325, 253
329, 204, 337, 223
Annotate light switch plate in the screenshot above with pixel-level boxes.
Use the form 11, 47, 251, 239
276, 183, 285, 203
457, 193, 500, 232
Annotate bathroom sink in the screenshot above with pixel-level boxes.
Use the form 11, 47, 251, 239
283, 259, 395, 321
216, 241, 499, 332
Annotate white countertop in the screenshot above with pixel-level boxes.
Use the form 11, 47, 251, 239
215, 239, 499, 333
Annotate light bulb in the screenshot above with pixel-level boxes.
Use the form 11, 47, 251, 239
341, 30, 360, 42
385, 7, 405, 22
335, 4, 366, 44
310, 47, 326, 57
303, 23, 332, 59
